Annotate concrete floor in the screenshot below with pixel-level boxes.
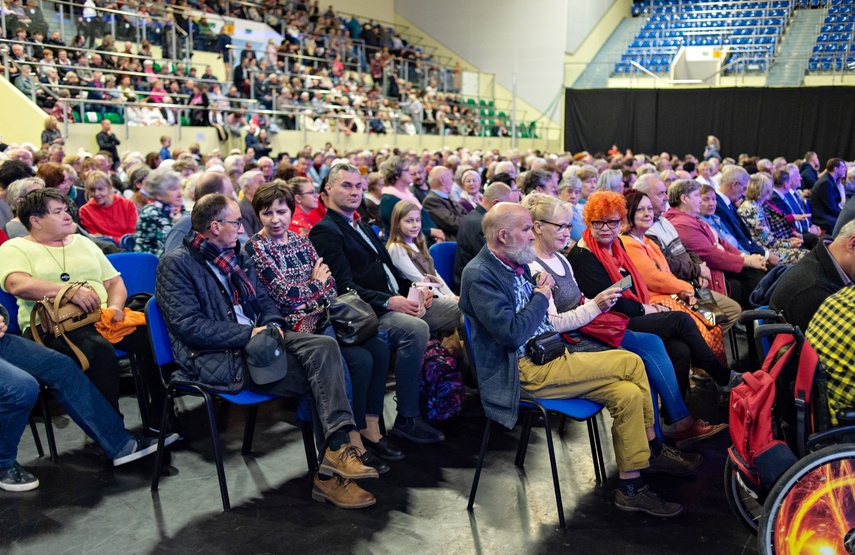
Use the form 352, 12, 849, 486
2, 352, 758, 555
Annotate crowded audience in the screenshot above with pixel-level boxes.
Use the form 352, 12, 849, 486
3, 131, 855, 520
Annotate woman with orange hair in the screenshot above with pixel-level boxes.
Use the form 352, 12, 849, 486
567, 191, 742, 403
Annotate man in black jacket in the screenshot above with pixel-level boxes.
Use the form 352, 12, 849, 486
95, 120, 120, 171
769, 220, 855, 332
156, 194, 378, 509
811, 158, 847, 233
452, 181, 514, 292
310, 164, 461, 445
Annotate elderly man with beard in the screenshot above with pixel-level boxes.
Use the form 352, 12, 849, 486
459, 203, 684, 518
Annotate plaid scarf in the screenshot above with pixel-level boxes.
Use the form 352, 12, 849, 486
191, 232, 259, 321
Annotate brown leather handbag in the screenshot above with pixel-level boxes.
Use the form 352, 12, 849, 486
30, 281, 101, 371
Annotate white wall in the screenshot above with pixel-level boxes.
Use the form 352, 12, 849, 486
566, 0, 618, 53
395, 0, 568, 120
328, 0, 395, 24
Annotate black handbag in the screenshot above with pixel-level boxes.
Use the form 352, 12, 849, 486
326, 290, 379, 346
525, 332, 566, 365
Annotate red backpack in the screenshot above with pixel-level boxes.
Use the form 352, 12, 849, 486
727, 333, 819, 491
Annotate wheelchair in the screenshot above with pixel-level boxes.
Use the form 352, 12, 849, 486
723, 309, 855, 555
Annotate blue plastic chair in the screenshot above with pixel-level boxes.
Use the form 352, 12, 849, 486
145, 297, 317, 511
120, 234, 136, 252
107, 252, 159, 296
463, 317, 606, 530
428, 241, 457, 290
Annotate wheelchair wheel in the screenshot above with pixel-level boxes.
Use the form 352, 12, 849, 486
758, 444, 855, 555
724, 457, 763, 533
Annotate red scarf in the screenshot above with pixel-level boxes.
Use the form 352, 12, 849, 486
581, 228, 650, 304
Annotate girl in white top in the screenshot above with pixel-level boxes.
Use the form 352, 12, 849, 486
385, 200, 455, 298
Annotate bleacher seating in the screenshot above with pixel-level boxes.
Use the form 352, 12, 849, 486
621, 0, 793, 75
808, 0, 855, 73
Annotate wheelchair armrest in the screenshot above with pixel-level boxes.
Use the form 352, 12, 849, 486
754, 323, 795, 339
838, 408, 855, 427
806, 425, 855, 453
738, 309, 783, 325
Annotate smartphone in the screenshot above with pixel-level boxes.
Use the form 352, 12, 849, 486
612, 275, 633, 292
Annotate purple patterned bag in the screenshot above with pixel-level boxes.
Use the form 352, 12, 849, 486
419, 338, 464, 422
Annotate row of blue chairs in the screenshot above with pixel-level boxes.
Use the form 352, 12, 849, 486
817, 32, 854, 41
813, 42, 853, 52
821, 22, 855, 31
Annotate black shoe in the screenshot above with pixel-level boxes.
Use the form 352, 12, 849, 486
362, 436, 405, 461
359, 449, 390, 475
390, 415, 445, 444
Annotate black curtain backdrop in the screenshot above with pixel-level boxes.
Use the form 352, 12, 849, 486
565, 87, 855, 161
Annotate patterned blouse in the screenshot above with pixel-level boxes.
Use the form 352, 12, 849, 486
737, 199, 807, 265
134, 201, 185, 257
245, 231, 337, 333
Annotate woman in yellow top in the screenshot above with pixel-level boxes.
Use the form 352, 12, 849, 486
620, 190, 729, 366
0, 188, 164, 422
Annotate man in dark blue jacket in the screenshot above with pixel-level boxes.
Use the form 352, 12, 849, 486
157, 193, 378, 509
811, 158, 847, 233
715, 165, 780, 265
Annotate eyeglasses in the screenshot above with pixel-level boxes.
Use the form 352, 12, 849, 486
590, 219, 621, 230
217, 218, 244, 228
539, 220, 572, 232
299, 189, 319, 196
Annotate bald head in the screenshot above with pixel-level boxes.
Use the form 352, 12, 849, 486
196, 171, 234, 199
481, 182, 513, 210
428, 166, 453, 194
483, 203, 536, 264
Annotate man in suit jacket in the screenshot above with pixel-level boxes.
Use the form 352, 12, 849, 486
714, 165, 779, 264
452, 182, 514, 292
811, 158, 847, 233
768, 169, 820, 249
309, 164, 461, 445
799, 151, 820, 190
422, 166, 467, 241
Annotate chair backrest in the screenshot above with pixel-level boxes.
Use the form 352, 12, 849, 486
93, 235, 120, 248
120, 233, 136, 252
429, 241, 457, 288
0, 289, 20, 335
462, 316, 477, 369
145, 297, 175, 390
107, 252, 159, 295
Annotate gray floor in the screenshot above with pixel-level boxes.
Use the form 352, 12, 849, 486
3, 359, 758, 554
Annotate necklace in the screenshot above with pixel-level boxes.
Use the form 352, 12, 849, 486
42, 242, 70, 282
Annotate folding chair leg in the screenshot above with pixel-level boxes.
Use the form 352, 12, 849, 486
728, 328, 739, 363
151, 390, 175, 493
467, 419, 493, 511
201, 390, 230, 511
592, 416, 608, 487
241, 406, 258, 455
39, 392, 58, 463
537, 404, 566, 530
300, 421, 318, 473
587, 419, 601, 485
29, 416, 44, 458
516, 410, 534, 468
557, 414, 567, 436
128, 354, 151, 432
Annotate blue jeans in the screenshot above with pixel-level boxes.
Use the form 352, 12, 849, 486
619, 330, 691, 435
0, 334, 132, 464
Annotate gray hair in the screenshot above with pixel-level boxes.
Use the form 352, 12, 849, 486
720, 164, 749, 189
146, 166, 181, 197
325, 162, 360, 191
668, 179, 700, 208
7, 177, 45, 213
836, 219, 855, 240
223, 154, 243, 176
596, 169, 623, 193
634, 172, 663, 194
238, 170, 263, 190
558, 175, 582, 194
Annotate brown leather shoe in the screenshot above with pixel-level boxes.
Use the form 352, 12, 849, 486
319, 444, 380, 480
312, 474, 376, 509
